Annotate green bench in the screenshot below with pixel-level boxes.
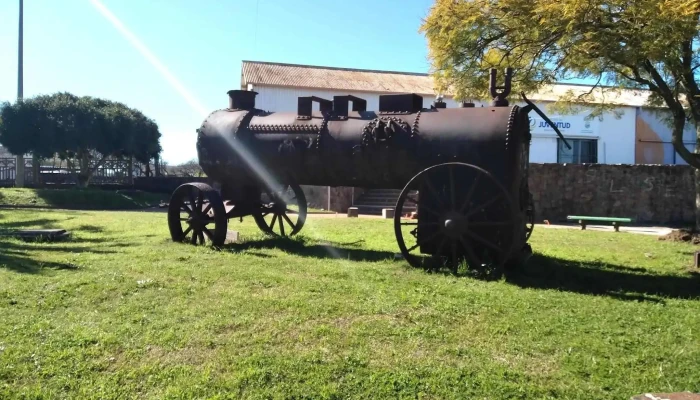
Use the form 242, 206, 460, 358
566, 215, 634, 232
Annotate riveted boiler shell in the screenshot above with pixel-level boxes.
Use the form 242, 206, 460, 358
196, 105, 527, 190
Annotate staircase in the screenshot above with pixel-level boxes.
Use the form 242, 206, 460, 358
352, 189, 418, 215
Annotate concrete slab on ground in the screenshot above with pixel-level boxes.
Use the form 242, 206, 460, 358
538, 223, 673, 236
306, 214, 674, 236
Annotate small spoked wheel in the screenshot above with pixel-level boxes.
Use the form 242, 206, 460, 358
394, 162, 518, 276
253, 183, 307, 237
168, 182, 227, 247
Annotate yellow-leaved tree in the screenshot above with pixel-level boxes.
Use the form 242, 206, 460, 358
421, 0, 700, 226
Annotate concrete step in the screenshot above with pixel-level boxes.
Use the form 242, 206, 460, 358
354, 198, 399, 205
353, 204, 416, 215
352, 189, 419, 215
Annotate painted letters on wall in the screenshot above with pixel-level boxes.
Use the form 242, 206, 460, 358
529, 114, 601, 137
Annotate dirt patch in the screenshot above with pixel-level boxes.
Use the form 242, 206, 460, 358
658, 229, 700, 244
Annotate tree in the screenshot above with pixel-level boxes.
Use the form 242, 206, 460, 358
420, 0, 700, 226
0, 93, 162, 187
168, 159, 205, 178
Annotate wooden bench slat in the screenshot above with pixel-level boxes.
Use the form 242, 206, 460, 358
566, 216, 633, 223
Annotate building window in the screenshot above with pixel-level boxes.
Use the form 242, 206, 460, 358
557, 138, 598, 164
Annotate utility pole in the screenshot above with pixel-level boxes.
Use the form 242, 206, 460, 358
15, 0, 25, 188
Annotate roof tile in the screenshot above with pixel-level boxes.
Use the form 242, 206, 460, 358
241, 61, 654, 107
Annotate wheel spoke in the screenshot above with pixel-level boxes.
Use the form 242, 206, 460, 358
201, 203, 212, 216
198, 231, 205, 245
406, 230, 442, 253
181, 204, 193, 215
190, 231, 197, 245
279, 214, 286, 236
400, 221, 439, 226
463, 193, 503, 219
188, 189, 197, 212
203, 227, 214, 241
451, 240, 458, 272
459, 171, 481, 214
197, 191, 204, 215
464, 229, 502, 252
270, 214, 278, 231
459, 236, 482, 268
404, 195, 440, 217
435, 236, 449, 264
423, 178, 446, 211
282, 213, 296, 231
468, 220, 514, 227
285, 208, 298, 214
183, 226, 192, 237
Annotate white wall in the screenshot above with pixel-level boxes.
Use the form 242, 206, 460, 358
511, 100, 637, 164
250, 85, 460, 112
250, 85, 637, 165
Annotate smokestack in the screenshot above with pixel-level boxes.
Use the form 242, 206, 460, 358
433, 94, 447, 109
227, 90, 258, 110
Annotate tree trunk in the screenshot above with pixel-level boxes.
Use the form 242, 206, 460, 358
154, 155, 161, 177
76, 152, 93, 188
127, 157, 134, 185
77, 153, 90, 188
696, 124, 700, 231
695, 168, 700, 231
31, 154, 41, 187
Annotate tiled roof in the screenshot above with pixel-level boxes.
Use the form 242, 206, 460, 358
241, 61, 436, 95
240, 60, 653, 107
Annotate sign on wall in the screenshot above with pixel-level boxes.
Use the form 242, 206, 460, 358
529, 114, 600, 136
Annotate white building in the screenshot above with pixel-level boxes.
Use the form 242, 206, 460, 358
240, 60, 696, 165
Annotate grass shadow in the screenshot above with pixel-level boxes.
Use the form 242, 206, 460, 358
0, 237, 124, 274
0, 241, 119, 255
0, 250, 79, 274
0, 218, 64, 230
76, 224, 105, 233
223, 237, 395, 262
503, 253, 700, 302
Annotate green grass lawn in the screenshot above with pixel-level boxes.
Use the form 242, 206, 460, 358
0, 209, 699, 399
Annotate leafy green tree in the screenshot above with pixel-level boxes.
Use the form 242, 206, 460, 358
421, 0, 700, 225
0, 93, 161, 187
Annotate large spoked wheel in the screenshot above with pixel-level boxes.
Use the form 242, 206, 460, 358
253, 183, 307, 237
394, 162, 519, 276
168, 182, 227, 247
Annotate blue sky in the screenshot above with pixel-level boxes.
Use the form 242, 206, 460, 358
0, 0, 437, 164
1, 0, 594, 164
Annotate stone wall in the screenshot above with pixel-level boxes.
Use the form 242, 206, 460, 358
529, 163, 695, 225
136, 165, 695, 224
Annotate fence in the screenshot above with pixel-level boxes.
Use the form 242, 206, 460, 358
0, 156, 160, 187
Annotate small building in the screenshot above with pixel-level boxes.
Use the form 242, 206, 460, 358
240, 60, 696, 165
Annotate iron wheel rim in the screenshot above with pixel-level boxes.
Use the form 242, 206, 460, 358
168, 183, 227, 247
253, 183, 307, 237
394, 162, 519, 275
